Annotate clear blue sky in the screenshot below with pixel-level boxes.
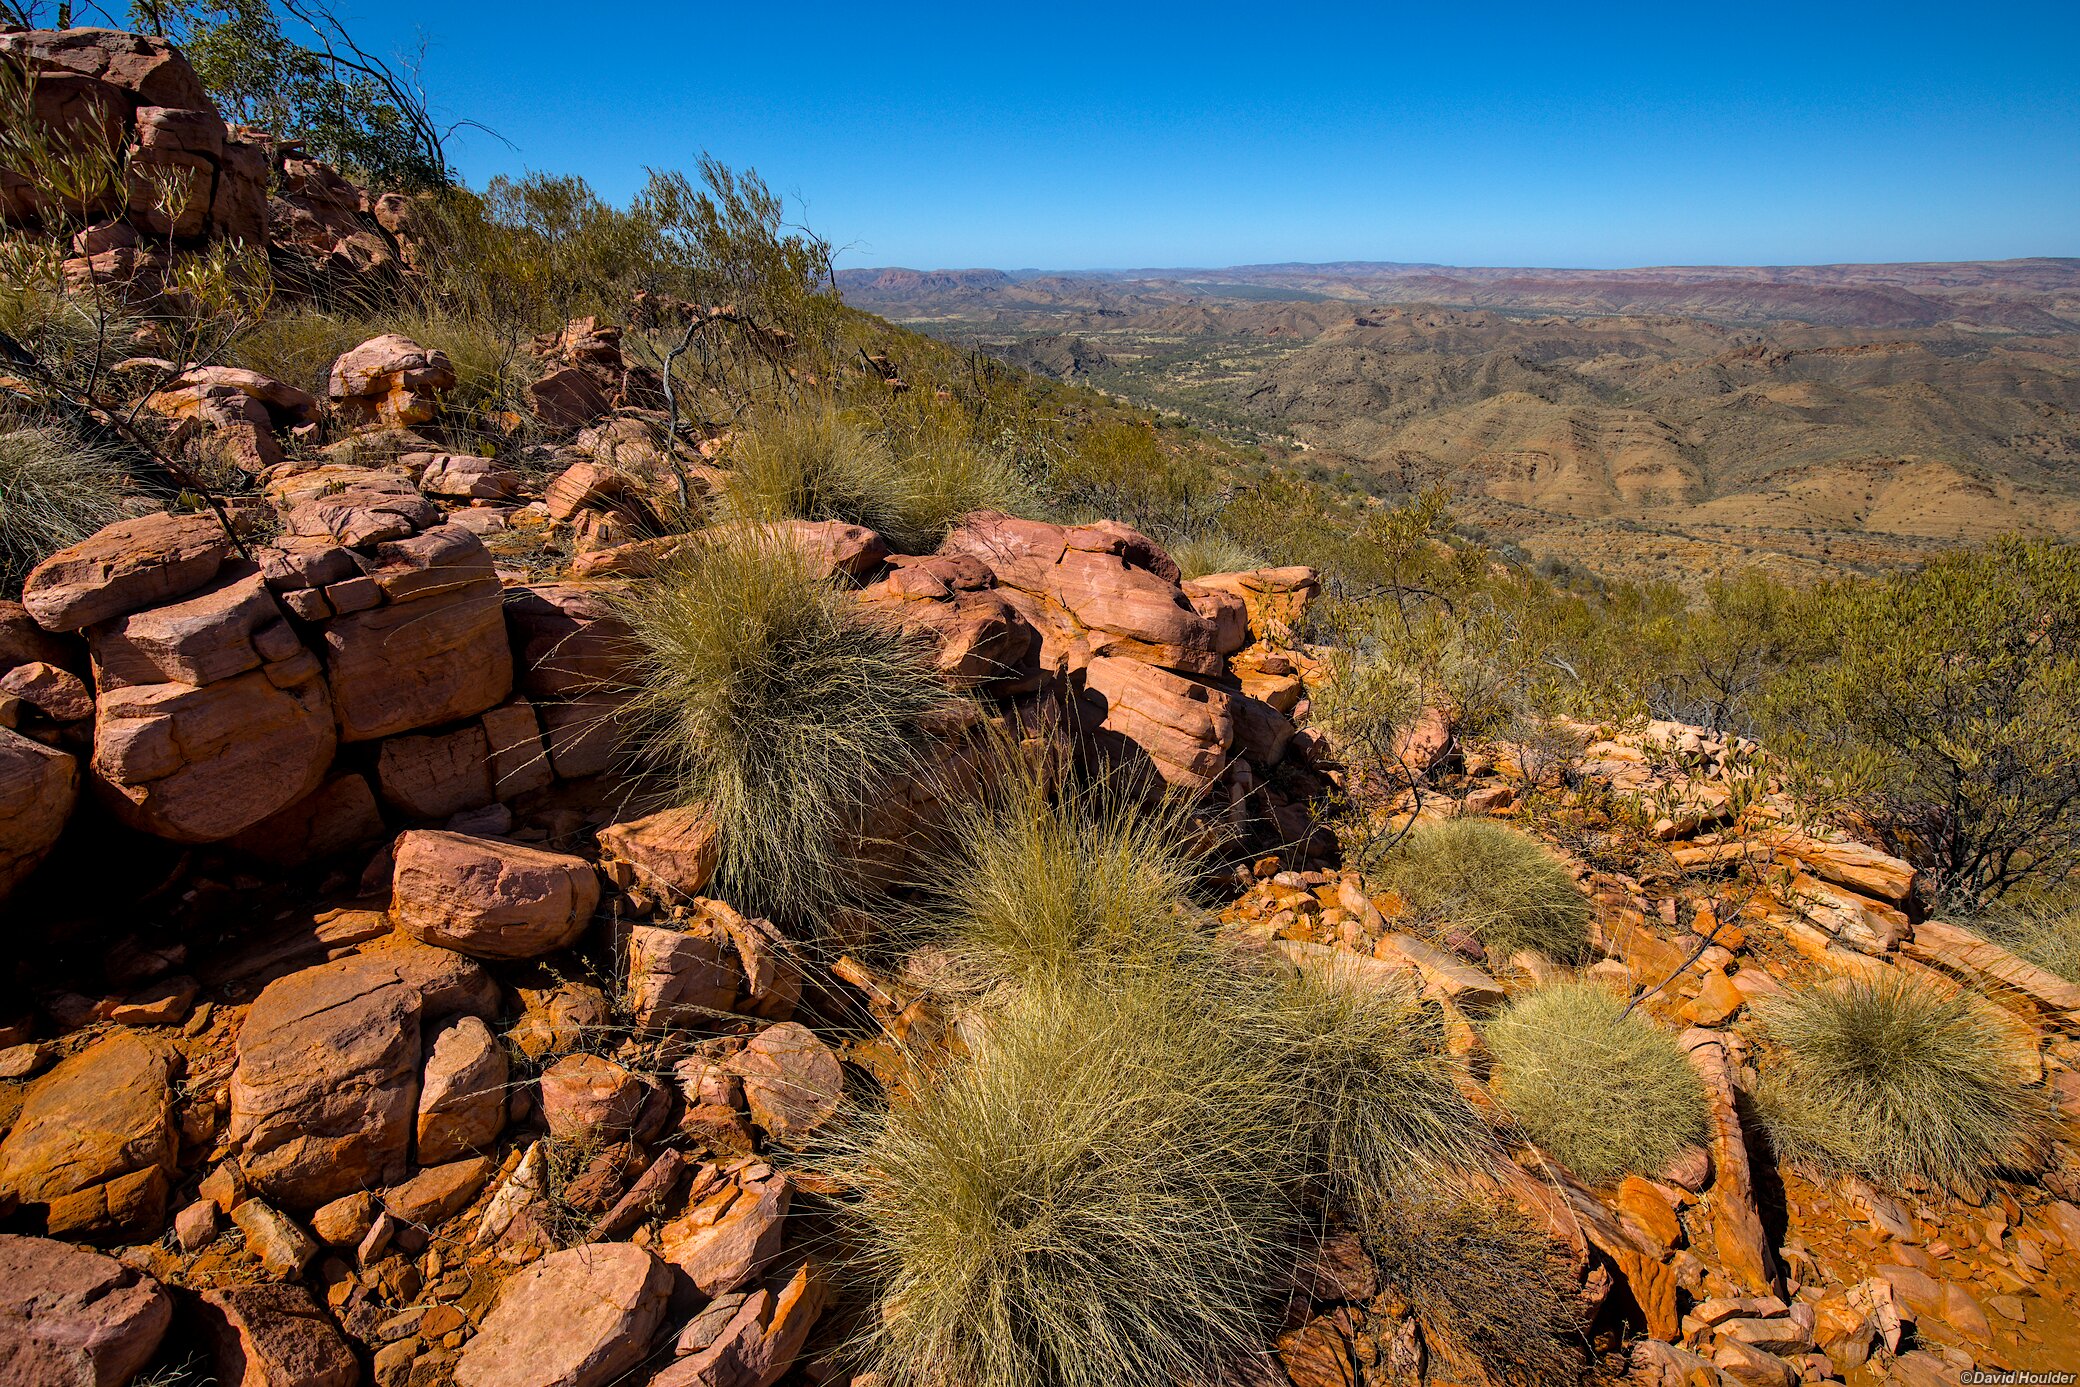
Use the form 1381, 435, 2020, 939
337, 0, 2077, 271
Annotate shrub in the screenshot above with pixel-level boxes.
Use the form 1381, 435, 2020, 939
1755, 975, 2057, 1193
1373, 818, 1592, 963
835, 977, 1305, 1387
0, 423, 137, 595
924, 759, 1198, 990
1761, 538, 2080, 904
618, 528, 958, 922
1267, 957, 1491, 1204
1364, 1190, 1588, 1387
896, 433, 1033, 551
1484, 981, 1709, 1183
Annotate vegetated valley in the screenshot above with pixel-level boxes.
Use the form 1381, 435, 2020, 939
3, 13, 2080, 1387
841, 259, 2080, 588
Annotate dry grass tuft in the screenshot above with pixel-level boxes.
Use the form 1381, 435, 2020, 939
1266, 956, 1493, 1203
1168, 530, 1261, 580
1365, 1190, 1589, 1387
834, 977, 1306, 1387
0, 422, 138, 595
1375, 817, 1592, 963
618, 527, 958, 922
922, 757, 1199, 990
1484, 981, 1709, 1183
1975, 896, 2080, 984
1755, 974, 2058, 1194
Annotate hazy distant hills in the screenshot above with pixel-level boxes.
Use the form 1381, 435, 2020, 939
839, 259, 2080, 587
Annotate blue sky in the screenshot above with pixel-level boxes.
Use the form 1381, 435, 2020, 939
335, 1, 2076, 271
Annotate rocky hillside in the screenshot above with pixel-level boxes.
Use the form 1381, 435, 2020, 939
5, 22, 2080, 1387
842, 263, 2080, 589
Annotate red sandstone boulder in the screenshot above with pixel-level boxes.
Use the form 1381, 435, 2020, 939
626, 921, 741, 1031
21, 512, 230, 631
227, 947, 496, 1208
322, 580, 512, 741
87, 563, 303, 688
940, 512, 1225, 674
1078, 655, 1237, 791
504, 583, 638, 697
659, 1171, 790, 1296
1187, 565, 1321, 642
0, 727, 76, 897
196, 1284, 358, 1387
596, 805, 722, 902
538, 1054, 651, 1143
0, 660, 94, 721
455, 1242, 674, 1387
417, 1015, 508, 1165
390, 830, 600, 959
727, 1022, 843, 1143
90, 652, 337, 842
328, 334, 456, 431
0, 1234, 172, 1387
0, 1031, 178, 1240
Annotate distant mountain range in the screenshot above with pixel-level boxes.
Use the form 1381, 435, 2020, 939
839, 258, 2080, 588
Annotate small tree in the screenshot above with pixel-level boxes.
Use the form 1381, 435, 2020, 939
1765, 538, 2080, 904
134, 0, 456, 190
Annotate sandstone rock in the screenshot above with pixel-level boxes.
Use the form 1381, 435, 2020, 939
941, 512, 1226, 674
455, 1242, 674, 1387
597, 806, 722, 902
377, 723, 495, 819
176, 1198, 220, 1251
0, 1234, 172, 1387
482, 700, 553, 799
1277, 1313, 1358, 1387
1078, 654, 1236, 791
727, 1023, 842, 1143
90, 653, 336, 842
0, 1031, 176, 1239
89, 564, 301, 689
659, 1173, 790, 1296
322, 582, 513, 741
858, 557, 1036, 687
510, 981, 612, 1062
417, 1015, 508, 1164
329, 334, 456, 431
504, 583, 637, 698
228, 950, 495, 1208
0, 727, 75, 897
415, 453, 520, 500
277, 470, 440, 547
22, 512, 230, 631
539, 1054, 649, 1141
627, 922, 741, 1030
539, 692, 629, 778
390, 829, 600, 959
309, 1191, 376, 1249
229, 772, 384, 866
651, 1258, 829, 1387
197, 1284, 358, 1387
1190, 565, 1321, 641
1682, 1030, 1778, 1297
767, 518, 888, 580
382, 1155, 493, 1226
0, 660, 93, 720
231, 1198, 318, 1279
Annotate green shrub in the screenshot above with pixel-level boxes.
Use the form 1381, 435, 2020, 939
1267, 958, 1490, 1203
1485, 981, 1709, 1183
835, 977, 1305, 1387
0, 423, 138, 595
1374, 818, 1592, 963
1760, 538, 2080, 904
1365, 1191, 1588, 1387
1755, 975, 2057, 1193
618, 528, 957, 922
